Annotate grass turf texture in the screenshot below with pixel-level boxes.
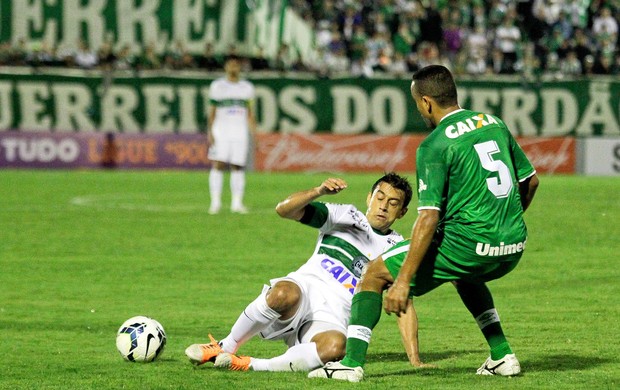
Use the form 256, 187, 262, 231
0, 170, 618, 389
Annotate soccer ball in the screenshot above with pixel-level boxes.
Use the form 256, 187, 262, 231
116, 316, 167, 362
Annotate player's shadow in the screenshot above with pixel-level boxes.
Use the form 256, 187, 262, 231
368, 350, 479, 364
367, 352, 612, 378
521, 354, 612, 372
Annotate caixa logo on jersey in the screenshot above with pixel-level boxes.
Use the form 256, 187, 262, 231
321, 257, 368, 295
1, 137, 80, 164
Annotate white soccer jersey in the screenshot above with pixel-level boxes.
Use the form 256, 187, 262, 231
296, 203, 404, 306
209, 77, 255, 141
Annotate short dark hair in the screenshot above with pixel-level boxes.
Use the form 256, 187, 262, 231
411, 65, 458, 108
372, 172, 413, 208
225, 54, 241, 63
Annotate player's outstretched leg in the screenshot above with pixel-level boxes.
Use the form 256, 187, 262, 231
185, 334, 222, 365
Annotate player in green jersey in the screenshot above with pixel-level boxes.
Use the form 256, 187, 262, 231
309, 65, 540, 382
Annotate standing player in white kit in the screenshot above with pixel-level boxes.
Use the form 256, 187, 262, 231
207, 55, 257, 214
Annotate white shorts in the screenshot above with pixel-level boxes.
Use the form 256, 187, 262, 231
257, 271, 350, 348
208, 137, 249, 167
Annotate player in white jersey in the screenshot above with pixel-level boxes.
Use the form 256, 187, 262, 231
207, 55, 256, 214
186, 173, 426, 372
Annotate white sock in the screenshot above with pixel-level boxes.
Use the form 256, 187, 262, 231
475, 308, 500, 329
250, 342, 323, 372
209, 168, 224, 209
230, 170, 245, 208
220, 293, 280, 353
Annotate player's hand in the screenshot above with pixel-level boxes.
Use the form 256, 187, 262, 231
318, 178, 348, 195
384, 280, 410, 317
207, 132, 214, 146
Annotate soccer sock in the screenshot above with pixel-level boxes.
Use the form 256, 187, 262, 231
230, 170, 245, 208
249, 342, 322, 372
454, 282, 513, 360
209, 168, 224, 209
341, 291, 383, 368
220, 293, 280, 354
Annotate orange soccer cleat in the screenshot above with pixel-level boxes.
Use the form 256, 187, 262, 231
184, 334, 222, 365
214, 352, 252, 371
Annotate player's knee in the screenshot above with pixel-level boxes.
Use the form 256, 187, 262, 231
359, 258, 392, 290
314, 332, 346, 363
266, 281, 301, 313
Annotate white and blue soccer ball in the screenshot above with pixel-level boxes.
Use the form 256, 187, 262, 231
116, 316, 167, 362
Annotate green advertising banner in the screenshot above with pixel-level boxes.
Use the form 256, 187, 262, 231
0, 70, 618, 136
0, 0, 313, 60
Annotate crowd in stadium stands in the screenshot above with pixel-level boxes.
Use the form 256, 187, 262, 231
0, 0, 618, 78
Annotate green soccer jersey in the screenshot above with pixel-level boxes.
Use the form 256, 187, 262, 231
416, 109, 536, 264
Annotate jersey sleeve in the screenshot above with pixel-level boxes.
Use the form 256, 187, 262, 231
508, 131, 536, 181
208, 80, 222, 104
299, 202, 329, 228
416, 142, 447, 211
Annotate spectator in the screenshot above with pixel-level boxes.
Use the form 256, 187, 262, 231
74, 40, 98, 69
466, 50, 488, 76
97, 41, 116, 71
338, 4, 363, 44
325, 46, 350, 75
572, 28, 594, 74
393, 22, 416, 59
565, 0, 590, 30
137, 42, 161, 70
350, 47, 374, 78
494, 13, 522, 74
418, 2, 443, 47
560, 50, 583, 76
533, 0, 564, 37
388, 51, 408, 78
249, 46, 270, 71
197, 43, 221, 71
442, 9, 465, 62
487, 0, 508, 30
273, 43, 293, 73
591, 53, 615, 74
348, 24, 368, 66
592, 7, 618, 40
114, 45, 135, 71
489, 48, 514, 75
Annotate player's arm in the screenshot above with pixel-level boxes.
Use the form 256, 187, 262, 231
519, 173, 539, 212
207, 105, 216, 145
275, 178, 348, 221
397, 298, 426, 367
247, 100, 257, 138
384, 209, 439, 316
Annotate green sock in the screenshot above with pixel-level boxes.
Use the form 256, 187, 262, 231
455, 282, 514, 360
490, 341, 513, 360
341, 291, 383, 368
478, 316, 513, 360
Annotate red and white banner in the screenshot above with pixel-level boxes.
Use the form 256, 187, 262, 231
517, 137, 576, 174
0, 131, 576, 174
255, 133, 576, 174
255, 134, 420, 173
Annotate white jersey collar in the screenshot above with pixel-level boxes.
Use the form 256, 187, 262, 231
439, 108, 464, 124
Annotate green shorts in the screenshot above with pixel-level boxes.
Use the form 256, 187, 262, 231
382, 239, 521, 297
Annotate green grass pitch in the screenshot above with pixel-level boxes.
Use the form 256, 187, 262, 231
1, 170, 619, 389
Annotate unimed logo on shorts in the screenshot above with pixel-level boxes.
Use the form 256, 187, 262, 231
475, 240, 526, 257
1, 137, 80, 163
